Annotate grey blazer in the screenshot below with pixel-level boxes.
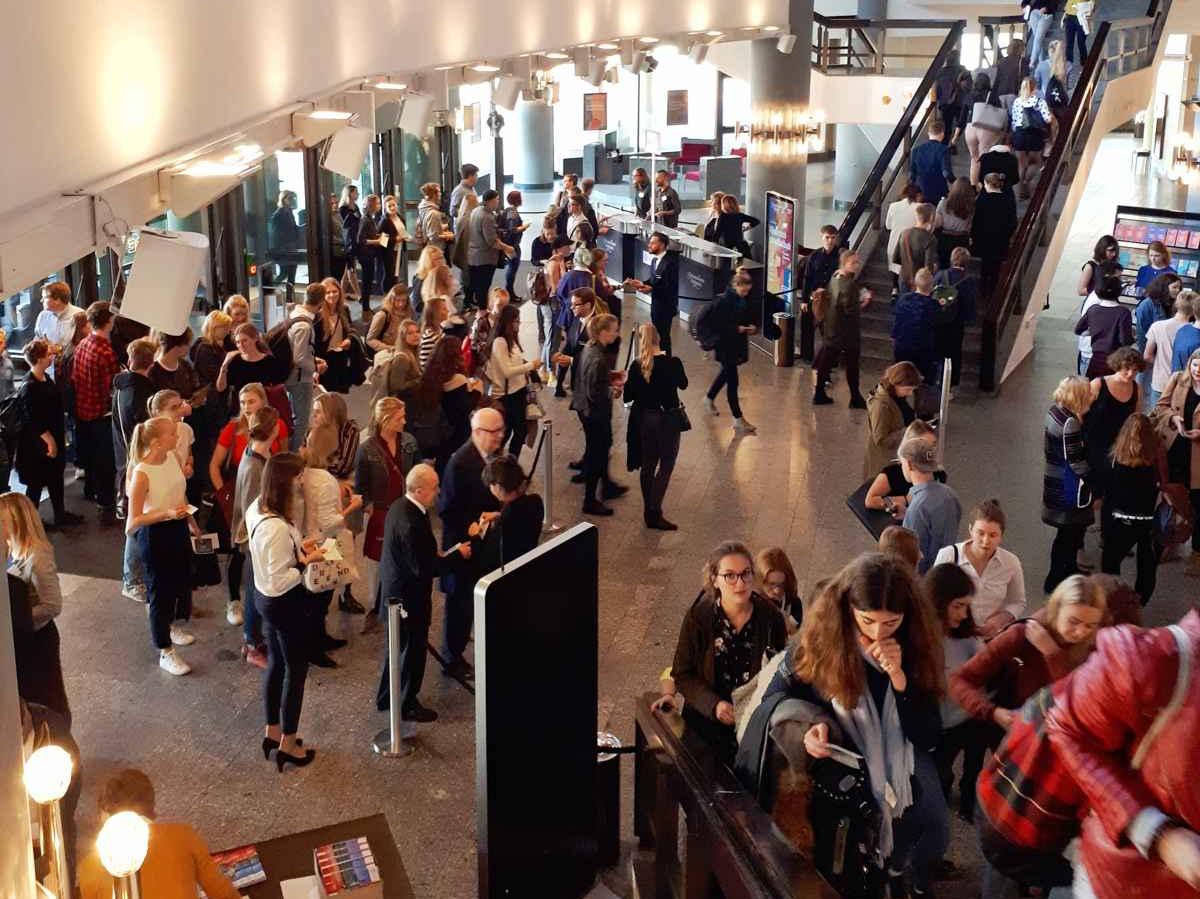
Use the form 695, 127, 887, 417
467, 205, 501, 267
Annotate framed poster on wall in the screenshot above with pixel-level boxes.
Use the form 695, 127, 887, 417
583, 93, 608, 131
666, 90, 689, 126
764, 191, 797, 301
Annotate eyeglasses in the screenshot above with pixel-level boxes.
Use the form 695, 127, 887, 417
717, 569, 754, 585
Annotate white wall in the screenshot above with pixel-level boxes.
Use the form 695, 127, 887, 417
0, 0, 788, 220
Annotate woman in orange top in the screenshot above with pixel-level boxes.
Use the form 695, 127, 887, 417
77, 768, 239, 899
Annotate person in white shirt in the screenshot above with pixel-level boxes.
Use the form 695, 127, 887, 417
933, 498, 1026, 639
246, 452, 324, 770
486, 304, 543, 456
125, 416, 194, 676
148, 390, 194, 479
1144, 288, 1194, 408
34, 282, 84, 355
885, 184, 923, 298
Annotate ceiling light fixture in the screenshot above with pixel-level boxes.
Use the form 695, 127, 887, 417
639, 36, 660, 44
596, 42, 619, 50
307, 109, 353, 120
471, 62, 501, 73
544, 51, 569, 59
705, 30, 723, 36
373, 81, 408, 91
763, 25, 781, 32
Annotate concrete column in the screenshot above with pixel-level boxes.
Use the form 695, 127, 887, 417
0, 569, 36, 899
1182, 35, 1200, 138
746, 0, 815, 248
512, 99, 554, 190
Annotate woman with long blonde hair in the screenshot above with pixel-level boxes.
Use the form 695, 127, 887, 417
622, 322, 688, 530
0, 491, 70, 718
411, 246, 445, 314
423, 263, 460, 312
367, 285, 414, 354
314, 276, 356, 393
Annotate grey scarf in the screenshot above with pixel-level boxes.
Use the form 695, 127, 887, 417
829, 648, 915, 858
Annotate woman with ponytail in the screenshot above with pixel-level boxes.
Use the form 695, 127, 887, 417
622, 321, 688, 530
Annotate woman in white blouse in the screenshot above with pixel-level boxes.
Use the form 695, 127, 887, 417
0, 492, 69, 722
885, 182, 923, 298
933, 498, 1026, 639
301, 427, 362, 668
487, 304, 543, 456
246, 452, 325, 770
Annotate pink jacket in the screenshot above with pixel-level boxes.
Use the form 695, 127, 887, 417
1047, 610, 1200, 899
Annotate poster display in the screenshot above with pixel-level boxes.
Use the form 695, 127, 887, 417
666, 90, 689, 126
764, 191, 796, 300
583, 93, 607, 131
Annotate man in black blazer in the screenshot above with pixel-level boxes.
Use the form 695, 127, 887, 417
375, 464, 471, 720
437, 407, 504, 682
626, 232, 679, 355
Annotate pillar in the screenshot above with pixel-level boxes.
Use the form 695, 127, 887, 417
512, 99, 555, 189
0, 570, 36, 899
833, 125, 891, 211
746, 0, 815, 248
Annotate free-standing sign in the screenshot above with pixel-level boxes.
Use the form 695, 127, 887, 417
583, 93, 608, 131
764, 190, 797, 302
666, 90, 689, 126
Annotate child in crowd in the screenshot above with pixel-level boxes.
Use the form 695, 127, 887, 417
892, 267, 940, 383
879, 524, 922, 569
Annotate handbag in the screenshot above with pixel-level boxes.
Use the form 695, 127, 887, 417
972, 101, 1008, 133
340, 266, 361, 302
808, 757, 886, 899
667, 405, 692, 432
303, 556, 343, 593
527, 268, 550, 305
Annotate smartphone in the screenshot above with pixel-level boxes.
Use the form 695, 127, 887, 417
820, 742, 863, 769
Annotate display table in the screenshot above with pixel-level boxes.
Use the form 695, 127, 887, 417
1113, 204, 1200, 299
234, 814, 414, 899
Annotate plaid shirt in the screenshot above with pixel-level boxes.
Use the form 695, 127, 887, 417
71, 333, 120, 422
976, 684, 1086, 851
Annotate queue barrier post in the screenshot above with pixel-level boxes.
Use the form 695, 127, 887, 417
936, 357, 952, 468
372, 602, 416, 758
541, 418, 562, 533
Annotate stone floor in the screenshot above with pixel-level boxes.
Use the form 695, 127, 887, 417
45, 135, 1197, 899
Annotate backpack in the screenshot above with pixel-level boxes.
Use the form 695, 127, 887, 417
366, 348, 396, 403
809, 757, 886, 899
690, 301, 721, 352
1045, 76, 1069, 110
264, 317, 302, 374
932, 271, 962, 324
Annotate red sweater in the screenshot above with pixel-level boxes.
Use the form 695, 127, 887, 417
948, 616, 1082, 723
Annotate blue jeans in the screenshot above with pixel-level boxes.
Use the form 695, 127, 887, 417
241, 544, 262, 647
286, 377, 313, 452
1063, 14, 1087, 63
890, 752, 950, 892
123, 531, 144, 591
1027, 9, 1052, 64
505, 248, 522, 297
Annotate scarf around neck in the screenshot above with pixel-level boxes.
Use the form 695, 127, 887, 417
829, 647, 915, 858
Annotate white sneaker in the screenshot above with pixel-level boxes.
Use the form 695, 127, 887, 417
159, 649, 192, 676
733, 418, 757, 435
226, 601, 244, 626
170, 626, 195, 646
703, 397, 719, 415
122, 584, 147, 603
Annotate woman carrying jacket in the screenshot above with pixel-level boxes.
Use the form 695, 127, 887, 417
670, 541, 787, 760
702, 272, 758, 434
754, 552, 948, 899
864, 361, 923, 479
1043, 375, 1095, 593
1152, 347, 1200, 577
624, 321, 688, 530
1045, 608, 1200, 899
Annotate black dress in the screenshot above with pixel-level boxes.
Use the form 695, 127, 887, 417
15, 374, 65, 487
314, 309, 357, 394
1083, 378, 1136, 496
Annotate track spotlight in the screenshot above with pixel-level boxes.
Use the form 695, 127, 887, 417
777, 33, 797, 54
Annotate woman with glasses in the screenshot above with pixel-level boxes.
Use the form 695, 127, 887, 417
670, 540, 787, 760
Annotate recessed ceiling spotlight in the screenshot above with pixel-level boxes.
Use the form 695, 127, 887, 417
705, 30, 723, 37
471, 63, 500, 72
544, 51, 569, 59
596, 42, 619, 50
308, 109, 352, 120
434, 64, 457, 71
373, 81, 408, 90
763, 25, 781, 32
639, 36, 659, 44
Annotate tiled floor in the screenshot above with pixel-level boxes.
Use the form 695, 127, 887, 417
43, 136, 1196, 898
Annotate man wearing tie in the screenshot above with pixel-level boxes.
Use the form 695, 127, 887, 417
437, 407, 505, 683
626, 232, 679, 355
374, 464, 471, 721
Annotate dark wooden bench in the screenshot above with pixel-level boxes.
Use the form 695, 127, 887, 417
632, 692, 840, 899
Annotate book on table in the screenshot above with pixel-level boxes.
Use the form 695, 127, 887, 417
210, 844, 267, 889
314, 836, 383, 898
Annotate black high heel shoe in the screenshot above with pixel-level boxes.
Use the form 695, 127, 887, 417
276, 748, 316, 771
262, 736, 303, 759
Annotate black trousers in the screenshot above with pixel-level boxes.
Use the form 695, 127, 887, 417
1100, 511, 1157, 604
797, 304, 817, 362
707, 360, 743, 418
23, 459, 66, 521
933, 719, 989, 817
652, 313, 675, 356
935, 322, 965, 386
139, 519, 192, 650
501, 389, 528, 456
639, 409, 681, 518
1044, 523, 1087, 594
260, 585, 311, 735
308, 588, 334, 657
15, 620, 71, 726
938, 105, 962, 140
227, 546, 244, 604
582, 413, 613, 503
467, 263, 496, 310
442, 576, 474, 664
814, 340, 861, 398
78, 417, 116, 509
375, 594, 432, 714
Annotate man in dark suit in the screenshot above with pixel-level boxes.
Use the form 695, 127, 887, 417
437, 407, 504, 682
626, 231, 679, 355
552, 287, 596, 474
375, 464, 471, 720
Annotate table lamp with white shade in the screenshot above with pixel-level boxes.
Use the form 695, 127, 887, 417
22, 744, 73, 897
96, 811, 150, 899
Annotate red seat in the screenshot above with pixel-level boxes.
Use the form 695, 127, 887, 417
672, 141, 714, 176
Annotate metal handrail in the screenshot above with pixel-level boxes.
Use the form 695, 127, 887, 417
978, 2, 1170, 390
835, 21, 967, 251
812, 14, 964, 75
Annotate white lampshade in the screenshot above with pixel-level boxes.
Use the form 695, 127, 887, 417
96, 811, 150, 878
23, 745, 73, 803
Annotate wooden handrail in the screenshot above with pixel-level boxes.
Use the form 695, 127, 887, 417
836, 21, 966, 249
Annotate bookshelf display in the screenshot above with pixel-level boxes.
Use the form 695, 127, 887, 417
1113, 205, 1200, 299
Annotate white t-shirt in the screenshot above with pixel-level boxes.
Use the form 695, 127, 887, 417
132, 455, 187, 523
1145, 317, 1188, 392
932, 541, 1026, 626
173, 421, 195, 474
1077, 291, 1100, 358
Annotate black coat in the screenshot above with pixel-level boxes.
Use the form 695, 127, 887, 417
971, 191, 1019, 263
378, 496, 452, 608
647, 252, 680, 319
15, 375, 64, 482
709, 288, 754, 366
569, 343, 613, 420
339, 204, 363, 259
111, 370, 156, 468
438, 440, 501, 591
477, 493, 545, 571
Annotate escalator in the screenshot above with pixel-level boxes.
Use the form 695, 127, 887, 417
821, 0, 1176, 394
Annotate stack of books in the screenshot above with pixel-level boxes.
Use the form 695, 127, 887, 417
314, 837, 383, 898
210, 845, 267, 890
